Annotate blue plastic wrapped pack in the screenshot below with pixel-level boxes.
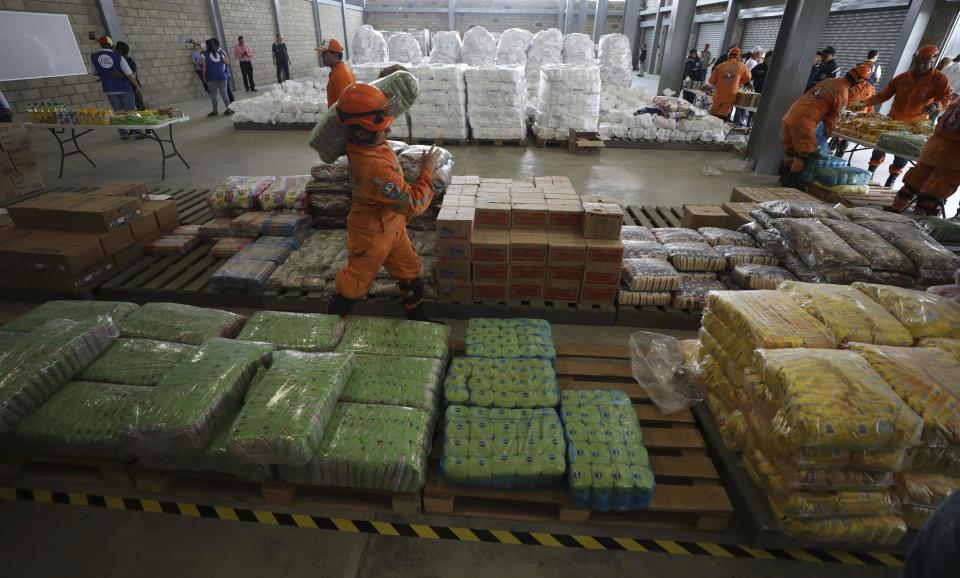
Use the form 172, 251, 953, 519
440, 405, 566, 488
812, 165, 871, 187
209, 258, 277, 290
443, 357, 559, 409
465, 318, 555, 360
260, 213, 311, 237
561, 389, 655, 511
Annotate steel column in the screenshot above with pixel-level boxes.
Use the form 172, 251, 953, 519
577, 0, 588, 33
593, 0, 609, 43
648, 0, 666, 74
340, 0, 350, 59
657, 0, 696, 95
557, 0, 564, 29
207, 0, 235, 90
623, 0, 642, 68
97, 0, 124, 41
312, 0, 324, 65
746, 0, 832, 175
718, 0, 739, 52
448, 0, 456, 31
272, 0, 284, 37
564, 0, 576, 34
885, 0, 937, 80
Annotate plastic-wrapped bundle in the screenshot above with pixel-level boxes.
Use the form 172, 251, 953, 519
844, 206, 919, 227
229, 243, 289, 266
258, 213, 311, 238
705, 291, 835, 352
207, 176, 275, 217
918, 337, 960, 360
526, 28, 563, 104
230, 79, 328, 125
464, 66, 526, 140
336, 317, 451, 359
533, 65, 601, 139
760, 200, 843, 220
465, 318, 554, 360
228, 212, 270, 238
618, 290, 671, 306
496, 28, 533, 66
17, 381, 151, 458
407, 64, 468, 139
461, 26, 496, 67
199, 217, 233, 241
629, 332, 703, 413
620, 226, 656, 242
621, 241, 665, 260
664, 242, 726, 272
622, 258, 680, 291
440, 405, 566, 488
772, 218, 870, 270
79, 339, 197, 387
351, 25, 387, 64
811, 165, 871, 187
211, 238, 252, 258
265, 230, 347, 291
706, 391, 746, 451
429, 30, 462, 64
719, 246, 778, 267
652, 227, 703, 244
257, 176, 310, 213
339, 354, 443, 413
397, 145, 454, 197
146, 235, 199, 256
731, 264, 795, 290
698, 227, 754, 247
774, 511, 907, 545
919, 216, 960, 243
118, 303, 246, 345
210, 258, 276, 290
853, 282, 960, 339
562, 390, 654, 511
876, 131, 927, 158
387, 32, 423, 65
562, 33, 595, 65
895, 471, 960, 528
444, 357, 558, 409
861, 220, 960, 282
279, 403, 433, 492
597, 34, 631, 90
2, 300, 136, 333
673, 279, 726, 310
237, 311, 344, 352
131, 338, 272, 454
681, 272, 719, 281
225, 350, 353, 465
777, 282, 913, 346
309, 157, 351, 191
822, 219, 914, 274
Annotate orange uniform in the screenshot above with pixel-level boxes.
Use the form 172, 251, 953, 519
781, 78, 851, 157
849, 81, 876, 112
326, 61, 356, 107
864, 69, 953, 122
334, 142, 434, 300
898, 100, 960, 214
708, 59, 751, 118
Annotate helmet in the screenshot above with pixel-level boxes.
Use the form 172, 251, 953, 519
848, 62, 874, 83
98, 35, 113, 47
916, 45, 938, 60
728, 47, 741, 58
336, 83, 395, 131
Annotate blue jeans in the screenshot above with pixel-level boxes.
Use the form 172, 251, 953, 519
207, 80, 230, 113
106, 92, 141, 137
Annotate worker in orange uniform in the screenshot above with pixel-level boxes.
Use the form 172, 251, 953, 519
328, 83, 442, 321
316, 38, 356, 107
831, 72, 877, 156
706, 47, 751, 120
858, 45, 954, 188
893, 99, 960, 215
780, 62, 875, 188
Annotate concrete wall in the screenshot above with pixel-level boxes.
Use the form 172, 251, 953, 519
220, 0, 278, 90
282, 0, 320, 80
317, 4, 363, 60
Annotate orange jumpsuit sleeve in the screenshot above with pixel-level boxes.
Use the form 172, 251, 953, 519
326, 65, 356, 107
739, 64, 752, 86
708, 66, 719, 86
932, 74, 954, 111
864, 74, 902, 108
822, 88, 847, 137
366, 162, 436, 219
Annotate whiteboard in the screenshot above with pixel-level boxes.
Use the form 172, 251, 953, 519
0, 11, 88, 81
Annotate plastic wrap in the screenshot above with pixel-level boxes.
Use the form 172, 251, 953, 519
844, 206, 918, 227
652, 96, 701, 120
918, 337, 960, 360
429, 30, 462, 64
464, 66, 526, 140
231, 244, 290, 265
407, 64, 468, 140
79, 339, 197, 387
444, 357, 558, 409
622, 241, 668, 260
131, 338, 272, 454
673, 279, 726, 310
440, 405, 566, 488
399, 144, 454, 194
257, 176, 310, 213
461, 26, 496, 67
876, 131, 927, 157
775, 511, 907, 545
652, 227, 703, 244
336, 317, 451, 359
664, 242, 726, 272
738, 221, 766, 240
811, 165, 872, 187
706, 391, 746, 452
705, 291, 836, 351
629, 332, 703, 414
621, 258, 681, 291
496, 28, 533, 66
228, 212, 270, 238
199, 217, 233, 241
698, 227, 754, 247
618, 290, 671, 306
853, 283, 960, 340
278, 403, 432, 492
561, 33, 595, 65
118, 303, 246, 345
760, 200, 844, 220
265, 230, 347, 291
207, 176, 275, 217
211, 238, 252, 258
597, 34, 632, 90
533, 64, 600, 139
772, 218, 870, 270
230, 78, 329, 125
895, 471, 960, 515
918, 217, 960, 244
351, 25, 388, 64
620, 226, 656, 242
822, 219, 914, 273
146, 235, 199, 256
526, 28, 563, 103
236, 311, 344, 352
718, 246, 778, 267
209, 259, 276, 290
561, 390, 654, 510
731, 264, 795, 290
861, 220, 960, 275
465, 318, 554, 360
339, 354, 443, 413
2, 300, 137, 333
387, 32, 423, 65
225, 350, 353, 465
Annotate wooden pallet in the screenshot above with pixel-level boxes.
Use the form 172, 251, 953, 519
604, 139, 734, 152
615, 304, 702, 330
0, 452, 133, 486
729, 186, 821, 205
533, 138, 569, 149
436, 299, 616, 326
623, 205, 684, 228
470, 138, 528, 147
805, 183, 896, 209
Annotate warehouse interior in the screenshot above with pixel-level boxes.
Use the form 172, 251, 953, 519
1, 1, 960, 577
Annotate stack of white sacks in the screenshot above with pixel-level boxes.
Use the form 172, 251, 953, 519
351, 25, 388, 64
496, 28, 533, 65
525, 29, 563, 112
386, 32, 423, 65
561, 33, 595, 65
464, 66, 526, 140
231, 70, 329, 125
408, 64, 469, 140
429, 31, 462, 64
598, 101, 729, 143
598, 34, 632, 90
352, 63, 411, 138
533, 64, 601, 140
461, 26, 497, 66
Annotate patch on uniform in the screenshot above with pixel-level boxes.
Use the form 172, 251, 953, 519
722, 70, 736, 80
811, 87, 825, 100
381, 181, 401, 200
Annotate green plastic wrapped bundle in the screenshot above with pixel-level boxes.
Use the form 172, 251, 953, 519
17, 381, 151, 458
79, 339, 198, 387
465, 318, 555, 360
336, 317, 451, 360
2, 301, 138, 333
118, 303, 247, 345
440, 405, 566, 488
236, 311, 345, 352
226, 350, 354, 465
130, 338, 273, 454
561, 389, 655, 511
339, 354, 444, 413
443, 357, 558, 409
279, 403, 433, 492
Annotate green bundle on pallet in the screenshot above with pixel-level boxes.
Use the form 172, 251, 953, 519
336, 317, 450, 360
79, 339, 198, 387
339, 355, 444, 413
117, 302, 246, 345
443, 357, 558, 409
2, 301, 138, 333
236, 311, 345, 352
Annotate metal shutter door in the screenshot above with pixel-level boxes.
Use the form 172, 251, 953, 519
696, 21, 723, 52
740, 17, 781, 53
820, 9, 908, 72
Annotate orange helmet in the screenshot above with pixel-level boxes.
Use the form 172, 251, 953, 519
728, 47, 741, 58
336, 83, 395, 131
847, 62, 874, 83
916, 45, 938, 60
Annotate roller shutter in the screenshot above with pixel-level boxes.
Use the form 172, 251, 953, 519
740, 17, 780, 54
820, 9, 908, 73
695, 21, 723, 53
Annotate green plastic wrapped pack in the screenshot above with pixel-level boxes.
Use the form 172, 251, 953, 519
0, 317, 119, 434
2, 301, 138, 333
279, 403, 433, 492
443, 357, 559, 409
17, 381, 151, 458
79, 339, 198, 387
130, 338, 273, 454
226, 350, 354, 466
561, 389, 655, 511
118, 302, 247, 345
336, 317, 450, 360
339, 354, 444, 413
465, 318, 555, 360
440, 405, 566, 488
236, 311, 345, 352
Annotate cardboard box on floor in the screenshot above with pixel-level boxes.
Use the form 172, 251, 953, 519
722, 202, 760, 228
9, 192, 142, 233
0, 229, 107, 274
472, 230, 510, 263
0, 124, 44, 201
436, 206, 475, 241
682, 205, 728, 229
93, 181, 150, 200
3, 261, 116, 294
582, 202, 624, 239
142, 200, 179, 233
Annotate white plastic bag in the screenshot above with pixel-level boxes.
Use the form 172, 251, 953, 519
429, 31, 462, 64
461, 26, 496, 67
630, 331, 703, 414
351, 25, 388, 64
562, 33, 595, 65
387, 32, 423, 65
496, 28, 533, 65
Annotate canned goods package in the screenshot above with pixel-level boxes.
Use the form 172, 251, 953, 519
465, 318, 555, 360
443, 357, 558, 409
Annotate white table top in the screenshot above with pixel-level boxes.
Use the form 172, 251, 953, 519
25, 116, 190, 131
833, 130, 920, 162
734, 105, 758, 113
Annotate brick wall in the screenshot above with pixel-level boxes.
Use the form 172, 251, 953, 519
219, 0, 278, 90
281, 0, 320, 80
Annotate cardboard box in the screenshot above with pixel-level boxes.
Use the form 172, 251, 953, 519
511, 192, 546, 203
547, 233, 586, 265
509, 230, 547, 263
682, 204, 728, 229
97, 224, 135, 256
544, 285, 579, 302
0, 229, 106, 274
547, 201, 584, 231
437, 280, 472, 302
473, 262, 509, 282
547, 264, 584, 286
0, 124, 29, 151
452, 175, 481, 185
113, 237, 148, 270
3, 260, 116, 294
142, 200, 179, 233
509, 282, 543, 300
93, 181, 150, 200
722, 202, 760, 229
475, 201, 511, 228
582, 202, 624, 239
482, 177, 513, 185
579, 283, 618, 305
582, 267, 620, 287
0, 151, 36, 175
730, 186, 820, 204
436, 259, 471, 280
509, 263, 546, 281
12, 169, 43, 195
585, 238, 625, 264
472, 230, 510, 263
473, 282, 507, 301
9, 193, 142, 233
511, 203, 548, 229
436, 206, 475, 241
129, 212, 161, 241
436, 239, 471, 261
477, 192, 511, 204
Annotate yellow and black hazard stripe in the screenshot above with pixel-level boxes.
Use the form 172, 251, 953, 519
1, 487, 904, 568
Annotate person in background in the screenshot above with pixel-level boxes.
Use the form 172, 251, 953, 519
638, 43, 647, 77
317, 38, 355, 107
806, 46, 840, 91
942, 55, 960, 95
115, 42, 145, 111
328, 83, 441, 322
891, 98, 960, 215
865, 49, 882, 88
90, 35, 143, 140
937, 57, 952, 71
751, 51, 772, 93
745, 47, 762, 71
832, 58, 878, 156
780, 62, 874, 188
0, 90, 11, 123
191, 42, 208, 94
201, 37, 233, 116
273, 34, 291, 84
682, 50, 702, 104
233, 35, 256, 92
856, 45, 954, 188
706, 47, 751, 121
700, 43, 713, 81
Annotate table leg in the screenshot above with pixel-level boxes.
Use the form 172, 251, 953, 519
49, 127, 96, 178
143, 123, 190, 180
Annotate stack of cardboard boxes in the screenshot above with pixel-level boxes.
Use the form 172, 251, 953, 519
0, 124, 44, 201
0, 183, 179, 293
579, 195, 625, 306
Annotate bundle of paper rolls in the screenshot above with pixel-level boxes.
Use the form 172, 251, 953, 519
532, 64, 601, 140
464, 66, 526, 140
525, 28, 563, 114
350, 25, 388, 64
408, 64, 469, 140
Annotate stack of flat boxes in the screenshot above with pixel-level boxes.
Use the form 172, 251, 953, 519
0, 124, 43, 201
436, 176, 479, 302
579, 195, 625, 305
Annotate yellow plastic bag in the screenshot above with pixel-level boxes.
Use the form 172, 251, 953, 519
895, 471, 960, 508
853, 282, 960, 340
774, 508, 907, 545
705, 391, 746, 452
918, 337, 960, 361
706, 290, 836, 352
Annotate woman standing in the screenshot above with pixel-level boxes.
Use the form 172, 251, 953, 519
191, 42, 208, 94
201, 38, 233, 116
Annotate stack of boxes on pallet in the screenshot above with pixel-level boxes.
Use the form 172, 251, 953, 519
435, 176, 625, 306
0, 182, 179, 293
0, 124, 43, 201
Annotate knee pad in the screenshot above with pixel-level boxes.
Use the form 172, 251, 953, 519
398, 277, 425, 308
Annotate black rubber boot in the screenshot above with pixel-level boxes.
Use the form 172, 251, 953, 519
884, 173, 899, 189
405, 302, 432, 322
328, 293, 357, 317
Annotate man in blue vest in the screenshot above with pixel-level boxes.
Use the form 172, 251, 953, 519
90, 36, 143, 140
